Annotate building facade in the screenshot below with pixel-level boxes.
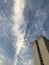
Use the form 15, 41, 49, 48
32, 35, 49, 65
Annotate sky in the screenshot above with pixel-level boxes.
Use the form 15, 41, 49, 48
0, 0, 49, 65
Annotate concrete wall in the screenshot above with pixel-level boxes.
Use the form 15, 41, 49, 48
32, 41, 41, 65
32, 36, 49, 65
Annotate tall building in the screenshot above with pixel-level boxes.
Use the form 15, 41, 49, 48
32, 35, 49, 65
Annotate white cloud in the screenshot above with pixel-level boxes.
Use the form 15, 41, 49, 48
0, 54, 6, 61
0, 15, 3, 20
12, 0, 26, 65
34, 9, 47, 37
0, 53, 14, 65
0, 53, 6, 65
0, 59, 3, 64
0, 48, 5, 53
4, 0, 7, 3
35, 9, 47, 22
23, 59, 34, 65
13, 0, 26, 55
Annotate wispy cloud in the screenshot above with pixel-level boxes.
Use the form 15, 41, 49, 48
12, 0, 26, 65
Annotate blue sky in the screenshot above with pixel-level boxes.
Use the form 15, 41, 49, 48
0, 0, 49, 65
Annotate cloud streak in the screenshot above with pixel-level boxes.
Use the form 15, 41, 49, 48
12, 0, 26, 65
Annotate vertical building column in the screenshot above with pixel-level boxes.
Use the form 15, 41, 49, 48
37, 36, 49, 65
32, 41, 41, 65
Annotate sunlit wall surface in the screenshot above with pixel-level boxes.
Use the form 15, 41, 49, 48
32, 36, 49, 65
0, 0, 49, 65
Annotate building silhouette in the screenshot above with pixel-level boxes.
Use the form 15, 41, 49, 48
32, 35, 49, 65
